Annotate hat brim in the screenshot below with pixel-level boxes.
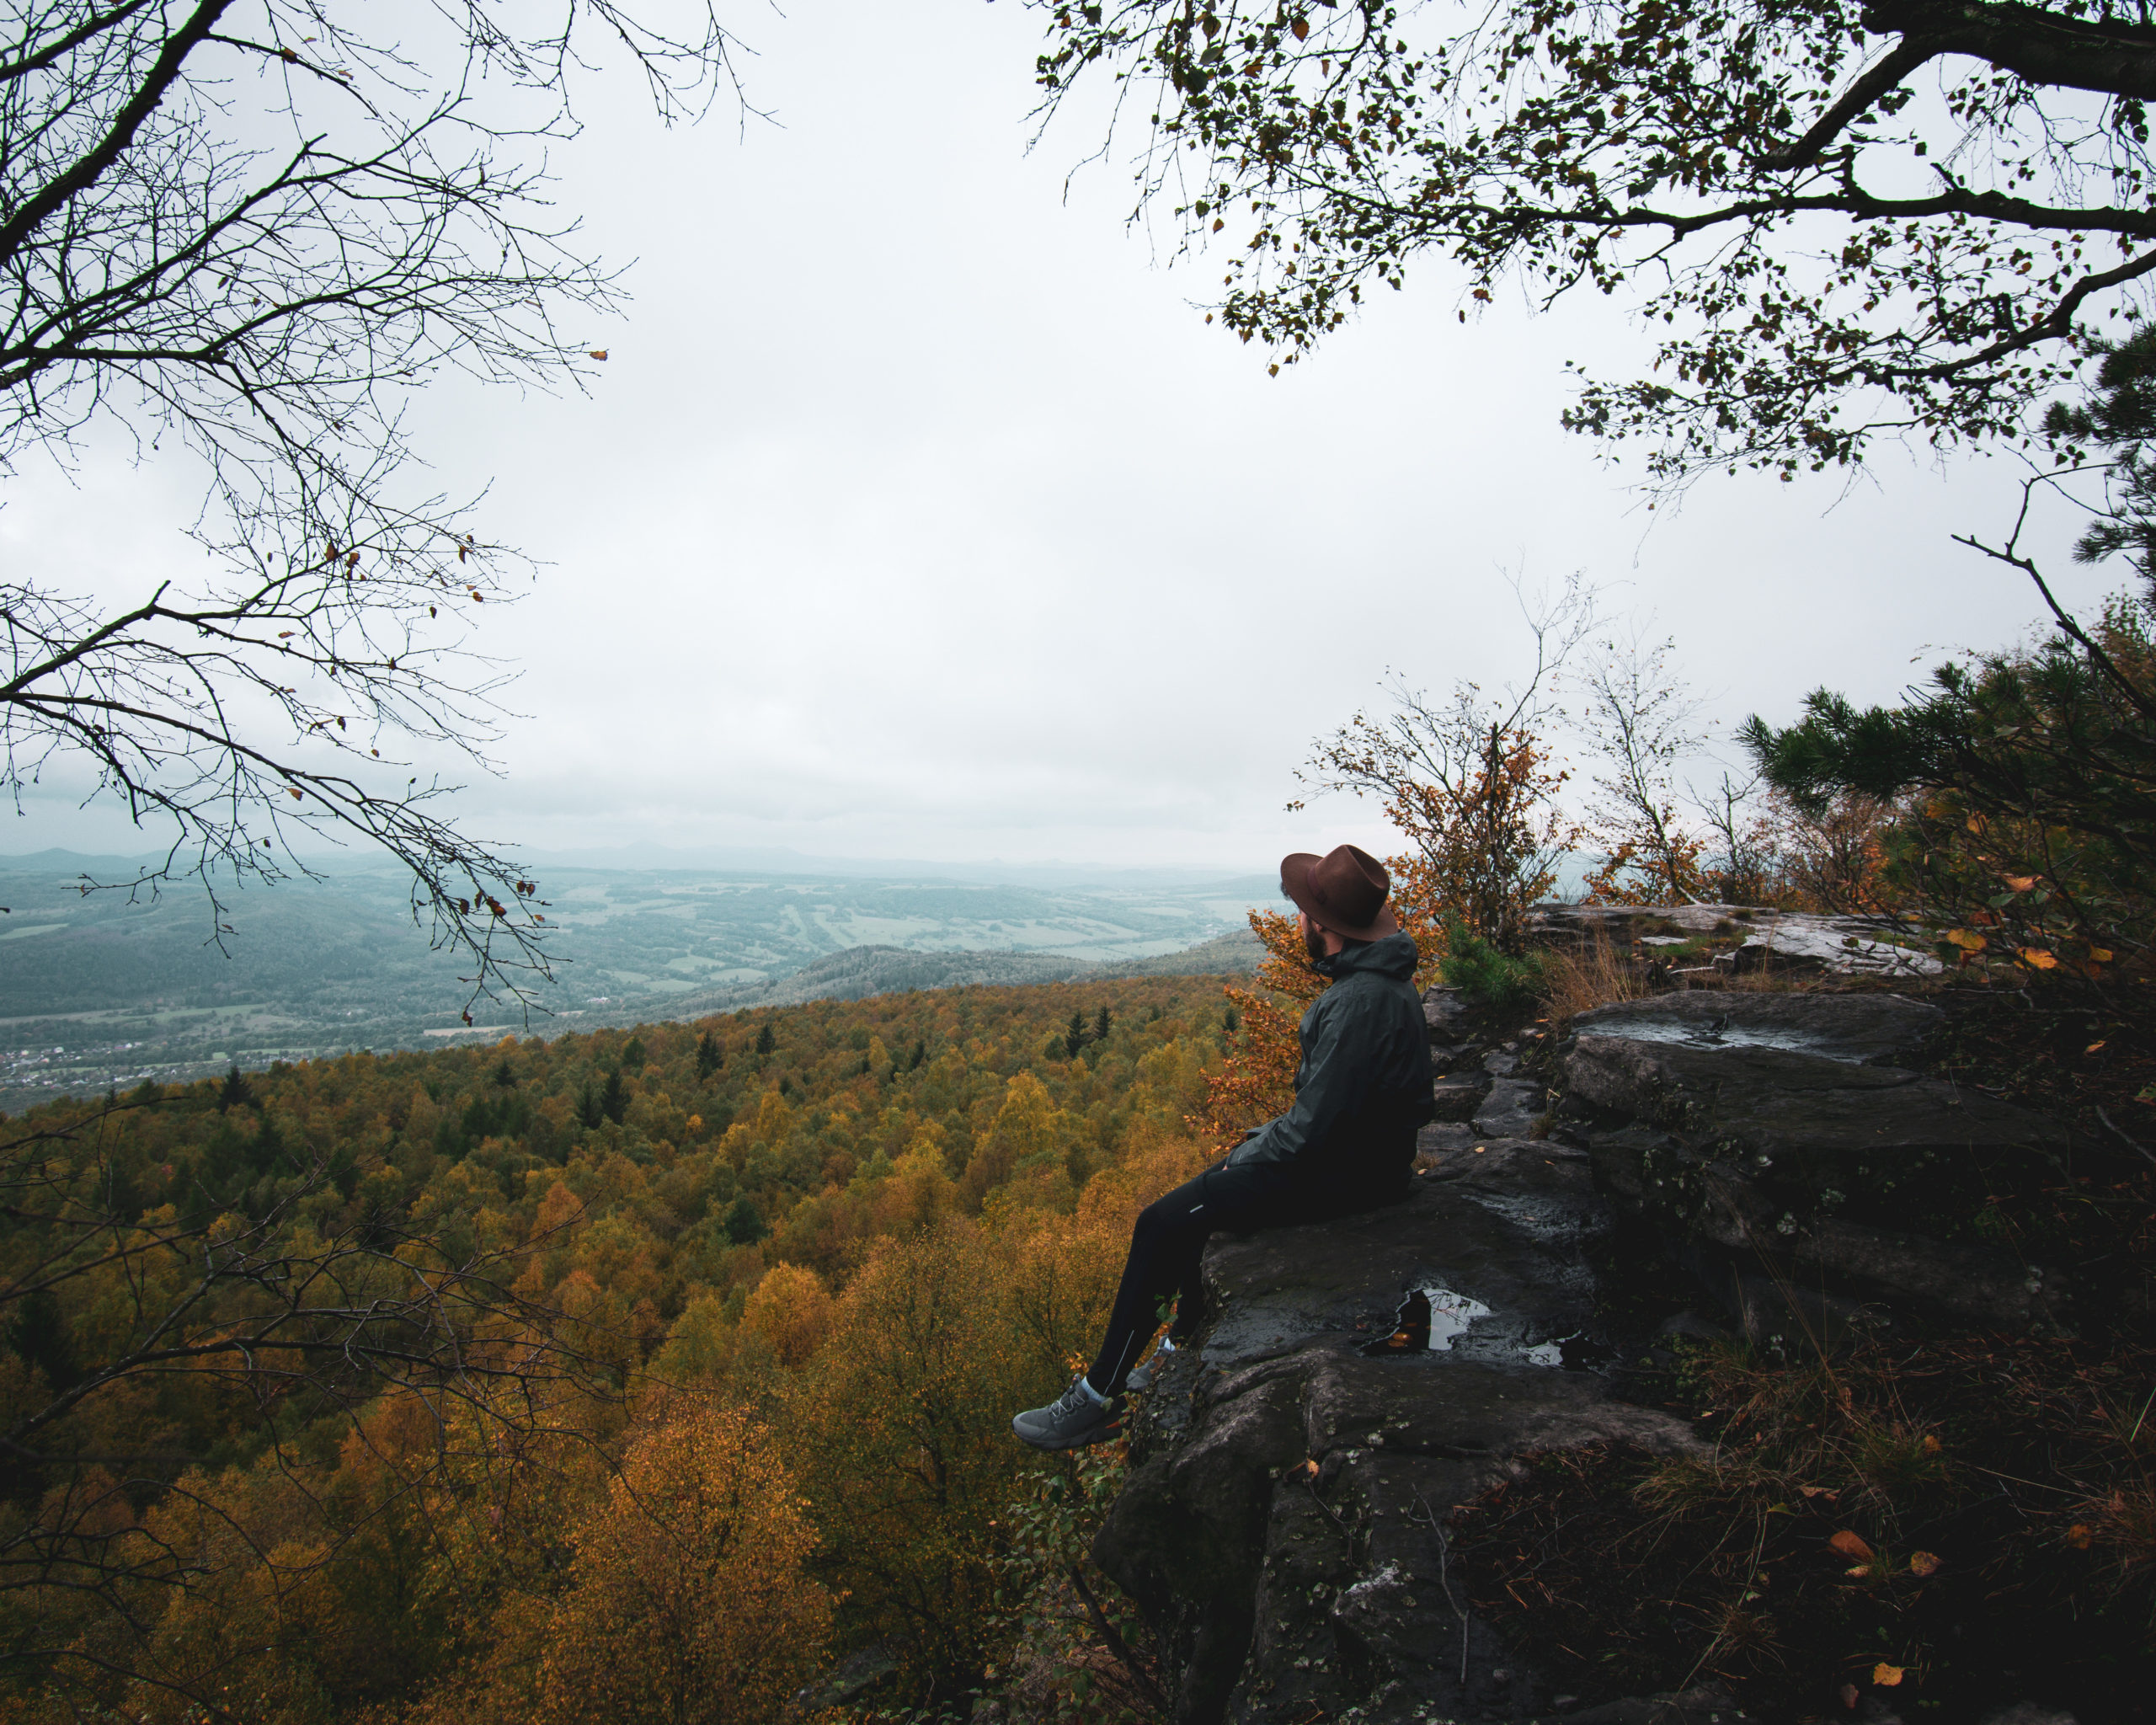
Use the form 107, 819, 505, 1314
1279, 852, 1401, 942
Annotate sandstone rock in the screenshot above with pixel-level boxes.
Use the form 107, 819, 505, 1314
1422, 985, 1470, 1036
1098, 1153, 1700, 1724
1572, 991, 1943, 1065
1430, 1073, 1489, 1122
1474, 1076, 1546, 1139
1561, 994, 2079, 1332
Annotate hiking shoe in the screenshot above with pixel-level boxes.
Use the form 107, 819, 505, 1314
1124, 1335, 1177, 1393
1011, 1375, 1121, 1451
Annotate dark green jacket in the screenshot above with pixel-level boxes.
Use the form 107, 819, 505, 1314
1224, 932, 1434, 1187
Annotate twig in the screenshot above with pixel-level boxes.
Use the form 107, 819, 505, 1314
1067, 1562, 1168, 1716
1412, 1492, 1471, 1687
2095, 1105, 2156, 1174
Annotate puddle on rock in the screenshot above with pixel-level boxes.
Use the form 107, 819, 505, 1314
1361, 1284, 1492, 1354
1520, 1332, 1619, 1371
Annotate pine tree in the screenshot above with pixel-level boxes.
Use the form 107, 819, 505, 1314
696, 1031, 723, 1079
755, 1021, 776, 1059
724, 1195, 769, 1245
621, 1034, 646, 1070
1065, 1009, 1087, 1060
600, 1070, 629, 1126
217, 1065, 254, 1113
1092, 1005, 1112, 1044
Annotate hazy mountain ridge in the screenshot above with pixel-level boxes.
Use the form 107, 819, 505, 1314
0, 855, 1271, 1108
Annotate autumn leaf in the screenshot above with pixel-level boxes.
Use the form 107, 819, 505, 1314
1799, 1484, 1833, 1498
2086, 1040, 2107, 1055
1873, 1663, 1904, 1687
2067, 1523, 2095, 1549
286, 787, 302, 799
1289, 14, 1309, 38
1922, 1434, 1942, 1454
1290, 1458, 1318, 1481
277, 629, 295, 638
1908, 1551, 1942, 1576
1828, 1530, 1874, 1561
2018, 947, 2060, 969
589, 348, 608, 360
2002, 874, 2037, 891
1945, 928, 1988, 951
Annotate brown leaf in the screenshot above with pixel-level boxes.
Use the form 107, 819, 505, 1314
1908, 1551, 1942, 1576
2067, 1523, 2095, 1549
589, 349, 608, 360
286, 788, 302, 800
1872, 1663, 1904, 1687
2019, 947, 2060, 969
2002, 874, 2037, 891
1290, 14, 1309, 39
1828, 1530, 1874, 1561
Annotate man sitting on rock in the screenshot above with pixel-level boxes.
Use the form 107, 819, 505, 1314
1011, 844, 1435, 1451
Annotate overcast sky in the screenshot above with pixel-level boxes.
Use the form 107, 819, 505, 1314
5, 0, 2127, 878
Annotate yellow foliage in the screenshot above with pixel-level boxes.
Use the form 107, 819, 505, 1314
743, 1262, 835, 1367
466, 1403, 830, 1725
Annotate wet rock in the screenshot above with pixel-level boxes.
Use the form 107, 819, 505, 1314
1430, 1073, 1489, 1122
1474, 1076, 1546, 1139
1975, 1706, 2079, 1725
1098, 1155, 1700, 1724
1416, 1121, 1479, 1158
1422, 985, 1470, 1037
1572, 991, 1944, 1065
1561, 994, 2079, 1332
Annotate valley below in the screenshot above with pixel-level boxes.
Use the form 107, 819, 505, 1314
0, 852, 1265, 1108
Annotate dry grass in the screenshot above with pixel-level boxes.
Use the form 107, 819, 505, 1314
1539, 930, 1654, 1034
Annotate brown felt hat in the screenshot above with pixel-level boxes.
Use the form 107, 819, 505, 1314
1280, 844, 1399, 942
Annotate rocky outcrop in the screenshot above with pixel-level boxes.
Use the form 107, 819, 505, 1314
1096, 975, 2087, 1723
1554, 991, 2078, 1336
1528, 902, 1943, 980
1095, 1145, 1704, 1724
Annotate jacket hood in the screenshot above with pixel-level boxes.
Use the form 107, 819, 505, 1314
1317, 930, 1421, 983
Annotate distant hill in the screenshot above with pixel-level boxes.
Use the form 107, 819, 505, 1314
0, 856, 1271, 1108
667, 929, 1263, 1015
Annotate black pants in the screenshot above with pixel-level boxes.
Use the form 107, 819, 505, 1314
1086, 1157, 1403, 1394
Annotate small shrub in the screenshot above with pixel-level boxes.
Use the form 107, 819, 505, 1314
1441, 919, 1550, 1016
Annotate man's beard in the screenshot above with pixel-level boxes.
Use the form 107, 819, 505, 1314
1303, 920, 1329, 964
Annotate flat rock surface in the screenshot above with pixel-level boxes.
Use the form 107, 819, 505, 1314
1099, 1148, 1700, 1724
1572, 991, 1945, 1065
1558, 995, 2079, 1330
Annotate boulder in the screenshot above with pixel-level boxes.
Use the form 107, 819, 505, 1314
1473, 1076, 1546, 1139
1559, 994, 2078, 1332
1097, 1146, 1700, 1724
1429, 1073, 1490, 1122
